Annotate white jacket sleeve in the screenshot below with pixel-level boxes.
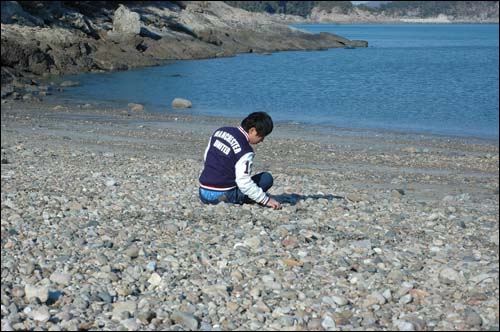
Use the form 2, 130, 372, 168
203, 138, 211, 162
235, 152, 270, 205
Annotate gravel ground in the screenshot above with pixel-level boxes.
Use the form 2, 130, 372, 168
1, 100, 498, 331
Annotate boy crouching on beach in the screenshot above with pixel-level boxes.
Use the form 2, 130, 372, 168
199, 112, 282, 210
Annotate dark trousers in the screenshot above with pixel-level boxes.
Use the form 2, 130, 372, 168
199, 172, 273, 205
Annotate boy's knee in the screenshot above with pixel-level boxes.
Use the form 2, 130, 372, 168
262, 172, 273, 187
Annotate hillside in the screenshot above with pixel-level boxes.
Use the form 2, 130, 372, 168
225, 1, 499, 23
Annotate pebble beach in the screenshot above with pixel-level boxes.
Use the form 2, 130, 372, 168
1, 100, 499, 331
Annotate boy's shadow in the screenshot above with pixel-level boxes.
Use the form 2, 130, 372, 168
273, 193, 344, 206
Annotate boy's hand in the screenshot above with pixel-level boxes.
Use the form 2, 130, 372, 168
266, 197, 282, 210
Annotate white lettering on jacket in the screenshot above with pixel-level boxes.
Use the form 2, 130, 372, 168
214, 130, 242, 154
213, 139, 230, 155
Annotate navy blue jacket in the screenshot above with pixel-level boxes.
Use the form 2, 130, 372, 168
199, 126, 269, 204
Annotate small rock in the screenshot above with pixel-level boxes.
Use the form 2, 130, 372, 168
147, 273, 162, 287
399, 293, 413, 304
398, 321, 415, 331
146, 261, 156, 272
346, 193, 362, 202
49, 272, 71, 285
438, 267, 463, 285
31, 307, 50, 322
243, 236, 261, 249
282, 258, 303, 267
121, 318, 141, 331
428, 213, 440, 221
465, 308, 483, 326
171, 311, 199, 330
25, 285, 49, 303
60, 81, 80, 87
331, 295, 348, 306
124, 245, 139, 258
322, 315, 336, 330
112, 301, 137, 320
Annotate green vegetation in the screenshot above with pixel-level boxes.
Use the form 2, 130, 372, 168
224, 1, 354, 17
224, 1, 499, 18
378, 1, 499, 18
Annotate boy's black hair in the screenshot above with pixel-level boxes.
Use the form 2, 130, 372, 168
241, 112, 273, 137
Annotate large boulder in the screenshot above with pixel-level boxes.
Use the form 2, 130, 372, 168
128, 102, 144, 112
113, 5, 141, 35
172, 98, 192, 109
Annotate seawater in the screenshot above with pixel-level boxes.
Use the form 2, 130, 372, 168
52, 24, 499, 139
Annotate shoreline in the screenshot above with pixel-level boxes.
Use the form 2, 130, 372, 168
1, 98, 499, 330
4, 96, 500, 144
39, 89, 500, 145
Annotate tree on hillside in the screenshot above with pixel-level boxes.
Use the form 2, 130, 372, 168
377, 1, 499, 18
224, 1, 354, 17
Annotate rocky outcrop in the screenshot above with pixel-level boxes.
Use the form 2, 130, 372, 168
1, 1, 43, 26
112, 4, 141, 34
0, 1, 368, 87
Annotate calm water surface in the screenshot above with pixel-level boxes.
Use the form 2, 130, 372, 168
53, 24, 499, 139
